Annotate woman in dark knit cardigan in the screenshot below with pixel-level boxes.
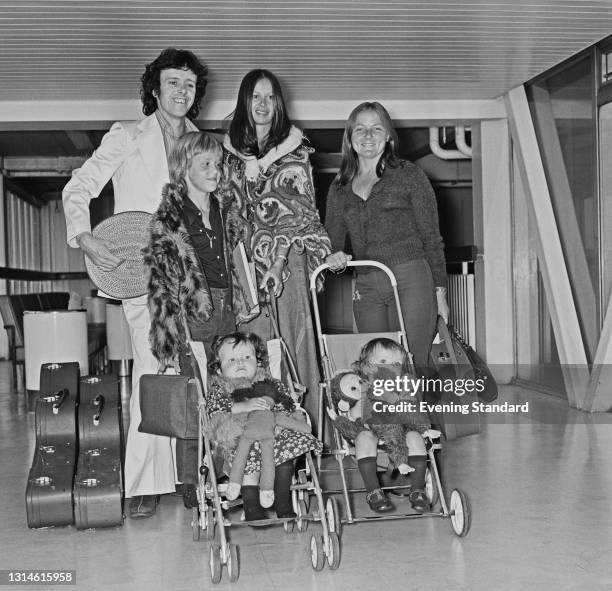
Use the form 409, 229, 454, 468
325, 101, 449, 370
325, 101, 449, 513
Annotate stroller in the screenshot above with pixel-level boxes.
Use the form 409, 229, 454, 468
309, 260, 471, 537
186, 297, 342, 584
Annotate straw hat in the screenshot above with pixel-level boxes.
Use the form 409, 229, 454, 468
85, 211, 152, 299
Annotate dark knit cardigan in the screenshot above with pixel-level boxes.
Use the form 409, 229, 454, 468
325, 160, 447, 287
144, 183, 257, 369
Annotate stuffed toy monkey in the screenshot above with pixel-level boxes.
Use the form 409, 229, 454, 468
329, 367, 430, 474
328, 371, 370, 441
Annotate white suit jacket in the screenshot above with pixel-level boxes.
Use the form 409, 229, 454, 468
63, 113, 198, 247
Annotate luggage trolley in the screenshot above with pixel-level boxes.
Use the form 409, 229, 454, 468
309, 260, 471, 537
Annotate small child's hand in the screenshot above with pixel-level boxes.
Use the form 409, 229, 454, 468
292, 382, 307, 396
326, 407, 338, 421
423, 429, 441, 440
234, 397, 272, 413
397, 463, 415, 475
348, 404, 362, 421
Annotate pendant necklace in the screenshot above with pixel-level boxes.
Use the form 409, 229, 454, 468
197, 204, 214, 249
202, 227, 214, 249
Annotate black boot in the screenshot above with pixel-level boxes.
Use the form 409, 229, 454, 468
182, 484, 198, 509
273, 461, 296, 518
241, 485, 267, 522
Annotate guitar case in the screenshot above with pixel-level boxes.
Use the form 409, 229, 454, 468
74, 374, 124, 529
26, 444, 76, 528
34, 362, 80, 447
78, 374, 122, 452
26, 362, 80, 528
74, 450, 123, 529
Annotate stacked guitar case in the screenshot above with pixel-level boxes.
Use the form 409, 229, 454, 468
26, 362, 80, 528
74, 374, 123, 529
25, 364, 124, 529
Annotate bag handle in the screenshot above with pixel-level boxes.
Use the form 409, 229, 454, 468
180, 316, 208, 405
51, 388, 69, 415
436, 316, 460, 376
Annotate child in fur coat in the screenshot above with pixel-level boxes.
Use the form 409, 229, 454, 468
206, 331, 321, 522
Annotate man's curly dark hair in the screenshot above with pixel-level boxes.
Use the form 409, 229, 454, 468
140, 48, 208, 120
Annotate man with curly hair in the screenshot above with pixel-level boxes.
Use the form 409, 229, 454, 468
63, 48, 208, 518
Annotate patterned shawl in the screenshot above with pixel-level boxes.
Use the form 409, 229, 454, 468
222, 126, 331, 298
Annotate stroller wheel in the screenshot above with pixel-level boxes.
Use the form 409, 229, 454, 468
297, 500, 309, 532
206, 507, 216, 541
326, 532, 341, 570
291, 476, 299, 517
209, 543, 222, 584
191, 507, 200, 541
310, 534, 325, 571
449, 489, 471, 537
325, 497, 341, 536
227, 543, 239, 582
298, 471, 310, 509
425, 469, 439, 508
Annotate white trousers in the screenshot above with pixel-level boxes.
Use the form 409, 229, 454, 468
122, 295, 177, 497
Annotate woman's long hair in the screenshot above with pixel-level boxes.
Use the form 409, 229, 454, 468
228, 69, 291, 157
168, 132, 221, 193
335, 101, 400, 187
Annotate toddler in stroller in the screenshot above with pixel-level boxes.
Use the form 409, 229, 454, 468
328, 337, 437, 514
205, 331, 322, 522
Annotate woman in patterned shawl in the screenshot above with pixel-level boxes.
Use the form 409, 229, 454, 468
222, 69, 331, 427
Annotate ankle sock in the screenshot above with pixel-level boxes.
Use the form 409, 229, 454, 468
274, 460, 296, 517
357, 456, 380, 493
241, 485, 267, 521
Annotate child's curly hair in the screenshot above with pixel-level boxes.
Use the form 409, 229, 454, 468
208, 331, 268, 375
352, 337, 411, 376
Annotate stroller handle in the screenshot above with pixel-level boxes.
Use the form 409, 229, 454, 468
309, 260, 398, 291
309, 258, 409, 358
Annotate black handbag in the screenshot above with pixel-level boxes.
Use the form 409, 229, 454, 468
428, 318, 482, 440
450, 328, 499, 403
138, 374, 199, 440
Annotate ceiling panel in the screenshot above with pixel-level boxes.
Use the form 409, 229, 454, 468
0, 0, 611, 103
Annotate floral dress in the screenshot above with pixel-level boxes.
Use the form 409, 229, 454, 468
206, 376, 323, 475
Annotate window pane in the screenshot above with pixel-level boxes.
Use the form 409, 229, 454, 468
526, 55, 598, 363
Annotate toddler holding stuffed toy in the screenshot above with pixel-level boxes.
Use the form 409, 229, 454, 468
328, 338, 435, 514
206, 331, 321, 522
